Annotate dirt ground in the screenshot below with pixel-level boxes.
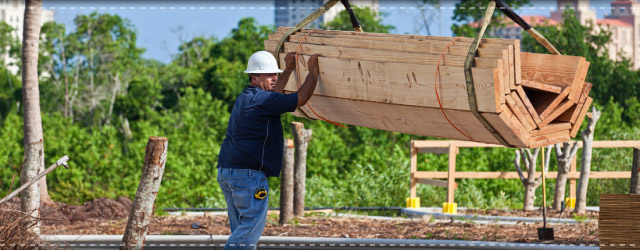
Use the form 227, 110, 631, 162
2, 197, 599, 245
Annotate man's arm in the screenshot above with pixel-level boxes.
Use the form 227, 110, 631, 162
274, 52, 297, 94
296, 54, 320, 108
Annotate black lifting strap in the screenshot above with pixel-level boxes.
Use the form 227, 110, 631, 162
494, 0, 561, 55
340, 0, 363, 32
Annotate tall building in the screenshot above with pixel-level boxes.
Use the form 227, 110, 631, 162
485, 0, 640, 69
599, 0, 640, 68
0, 0, 54, 73
275, 0, 378, 28
0, 0, 54, 41
550, 0, 596, 24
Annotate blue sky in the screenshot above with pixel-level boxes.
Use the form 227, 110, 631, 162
43, 0, 615, 63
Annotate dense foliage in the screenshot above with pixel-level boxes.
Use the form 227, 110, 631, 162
451, 0, 531, 37
0, 8, 638, 210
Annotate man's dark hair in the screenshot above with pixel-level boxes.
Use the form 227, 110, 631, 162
248, 74, 252, 84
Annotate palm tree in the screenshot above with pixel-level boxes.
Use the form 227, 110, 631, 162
21, 0, 47, 235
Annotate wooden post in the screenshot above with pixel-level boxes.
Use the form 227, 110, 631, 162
410, 141, 417, 199
446, 144, 457, 204
121, 137, 168, 250
631, 148, 640, 194
292, 122, 312, 216
279, 138, 295, 225
20, 141, 42, 235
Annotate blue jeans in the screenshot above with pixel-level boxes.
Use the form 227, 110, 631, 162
217, 168, 269, 250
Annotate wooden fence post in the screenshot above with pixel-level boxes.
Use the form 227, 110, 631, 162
446, 144, 457, 204
292, 122, 312, 217
631, 148, 640, 194
121, 137, 168, 250
410, 141, 417, 199
279, 138, 295, 225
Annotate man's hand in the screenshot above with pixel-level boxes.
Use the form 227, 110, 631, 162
284, 52, 297, 70
296, 54, 321, 108
274, 52, 297, 94
307, 54, 319, 75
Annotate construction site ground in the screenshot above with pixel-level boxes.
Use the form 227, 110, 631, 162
3, 197, 599, 245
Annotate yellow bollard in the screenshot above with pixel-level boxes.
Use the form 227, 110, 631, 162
406, 198, 420, 208
442, 202, 457, 214
565, 198, 576, 209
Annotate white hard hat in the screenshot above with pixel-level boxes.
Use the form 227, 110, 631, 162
244, 51, 283, 74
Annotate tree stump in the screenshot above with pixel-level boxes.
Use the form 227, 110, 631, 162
576, 108, 601, 213
121, 137, 168, 250
279, 138, 295, 225
292, 122, 312, 217
553, 141, 579, 210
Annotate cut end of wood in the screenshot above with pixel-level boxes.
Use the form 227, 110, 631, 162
148, 136, 168, 141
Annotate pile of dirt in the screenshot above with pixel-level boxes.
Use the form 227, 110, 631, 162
53, 197, 133, 224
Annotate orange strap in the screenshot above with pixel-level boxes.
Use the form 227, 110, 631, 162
434, 37, 474, 141
295, 31, 345, 128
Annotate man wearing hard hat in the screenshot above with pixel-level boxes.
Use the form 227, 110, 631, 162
217, 51, 319, 249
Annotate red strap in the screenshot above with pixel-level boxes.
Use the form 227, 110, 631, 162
434, 37, 474, 141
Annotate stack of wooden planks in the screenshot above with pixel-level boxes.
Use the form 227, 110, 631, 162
600, 194, 640, 249
265, 27, 592, 148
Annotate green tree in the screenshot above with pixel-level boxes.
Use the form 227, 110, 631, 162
521, 10, 640, 118
38, 21, 67, 116
65, 12, 145, 126
321, 7, 395, 33
414, 0, 440, 35
206, 18, 275, 104
0, 22, 20, 119
451, 0, 530, 37
212, 17, 273, 63
0, 21, 20, 66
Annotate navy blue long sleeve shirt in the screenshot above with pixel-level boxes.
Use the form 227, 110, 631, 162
217, 85, 298, 177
